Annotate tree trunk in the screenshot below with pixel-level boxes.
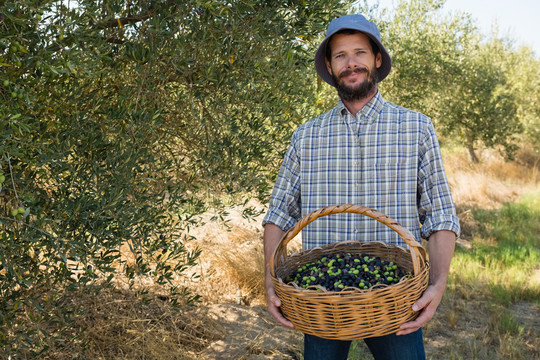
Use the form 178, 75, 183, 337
466, 136, 479, 163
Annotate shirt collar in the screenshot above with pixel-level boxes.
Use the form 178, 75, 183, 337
337, 91, 385, 124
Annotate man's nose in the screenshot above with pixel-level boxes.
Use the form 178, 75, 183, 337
345, 56, 360, 69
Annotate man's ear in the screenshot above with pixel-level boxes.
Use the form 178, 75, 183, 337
375, 52, 382, 69
325, 57, 333, 76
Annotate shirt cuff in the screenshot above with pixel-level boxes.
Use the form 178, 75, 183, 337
262, 207, 299, 232
421, 214, 461, 240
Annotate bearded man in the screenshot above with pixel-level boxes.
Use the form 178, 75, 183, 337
262, 14, 460, 360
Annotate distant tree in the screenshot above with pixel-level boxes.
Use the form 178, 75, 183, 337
506, 45, 540, 150
437, 35, 522, 162
377, 0, 473, 117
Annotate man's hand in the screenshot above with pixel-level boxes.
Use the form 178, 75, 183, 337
264, 223, 294, 328
396, 284, 444, 335
397, 230, 456, 336
266, 284, 294, 328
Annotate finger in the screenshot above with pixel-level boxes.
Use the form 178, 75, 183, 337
270, 295, 281, 307
267, 300, 294, 327
411, 291, 432, 312
271, 309, 294, 327
396, 326, 420, 336
396, 315, 424, 335
397, 304, 436, 335
401, 316, 423, 331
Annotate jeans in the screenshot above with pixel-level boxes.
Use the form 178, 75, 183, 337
303, 328, 425, 360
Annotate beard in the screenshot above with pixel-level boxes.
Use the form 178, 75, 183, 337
332, 65, 378, 102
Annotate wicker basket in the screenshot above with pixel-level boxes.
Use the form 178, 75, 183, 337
270, 204, 429, 340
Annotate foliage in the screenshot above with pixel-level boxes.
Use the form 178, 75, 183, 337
154, 0, 351, 200
378, 0, 471, 115
0, 0, 351, 357
506, 46, 540, 149
1, 1, 200, 355
438, 35, 522, 161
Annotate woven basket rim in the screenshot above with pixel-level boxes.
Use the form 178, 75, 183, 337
270, 204, 428, 279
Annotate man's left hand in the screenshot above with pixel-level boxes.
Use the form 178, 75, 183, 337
397, 230, 456, 335
396, 283, 445, 335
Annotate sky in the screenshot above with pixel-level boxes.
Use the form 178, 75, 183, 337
364, 0, 540, 57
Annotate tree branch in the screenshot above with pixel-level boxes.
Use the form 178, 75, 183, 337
94, 11, 155, 29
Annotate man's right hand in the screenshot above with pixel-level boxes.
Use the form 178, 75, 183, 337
266, 284, 294, 328
263, 223, 294, 328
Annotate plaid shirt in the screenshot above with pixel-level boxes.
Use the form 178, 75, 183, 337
263, 91, 460, 249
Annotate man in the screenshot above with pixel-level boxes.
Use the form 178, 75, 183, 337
262, 14, 460, 360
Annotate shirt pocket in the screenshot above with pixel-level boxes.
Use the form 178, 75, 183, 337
369, 159, 417, 200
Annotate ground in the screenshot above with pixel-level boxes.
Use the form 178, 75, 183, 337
201, 303, 302, 360
187, 202, 539, 360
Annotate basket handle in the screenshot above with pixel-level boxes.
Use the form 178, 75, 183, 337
270, 204, 427, 277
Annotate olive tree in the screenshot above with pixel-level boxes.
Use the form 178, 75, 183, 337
506, 45, 540, 150
374, 0, 473, 117
437, 35, 522, 162
1, 0, 351, 356
1, 1, 203, 355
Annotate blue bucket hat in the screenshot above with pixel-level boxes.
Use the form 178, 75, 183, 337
315, 14, 392, 87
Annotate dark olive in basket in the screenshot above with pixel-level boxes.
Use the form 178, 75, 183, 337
285, 252, 410, 291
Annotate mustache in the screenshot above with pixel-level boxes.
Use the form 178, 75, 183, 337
339, 67, 368, 79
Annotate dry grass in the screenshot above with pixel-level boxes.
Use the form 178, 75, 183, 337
444, 146, 540, 243
180, 204, 269, 306
185, 203, 306, 308
41, 287, 224, 360
212, 240, 266, 305
444, 146, 540, 211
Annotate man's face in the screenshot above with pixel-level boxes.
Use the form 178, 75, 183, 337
325, 32, 382, 102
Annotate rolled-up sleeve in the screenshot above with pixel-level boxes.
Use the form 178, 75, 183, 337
417, 122, 461, 240
262, 132, 302, 231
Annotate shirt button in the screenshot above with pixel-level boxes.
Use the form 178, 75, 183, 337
354, 161, 359, 165
354, 229, 358, 234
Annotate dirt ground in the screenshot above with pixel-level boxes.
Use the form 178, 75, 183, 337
200, 303, 303, 360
